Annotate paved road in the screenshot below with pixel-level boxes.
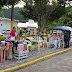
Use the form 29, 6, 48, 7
14, 51, 72, 72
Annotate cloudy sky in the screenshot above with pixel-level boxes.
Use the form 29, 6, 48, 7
15, 1, 25, 8
3, 0, 25, 9
3, 0, 72, 8
15, 0, 57, 8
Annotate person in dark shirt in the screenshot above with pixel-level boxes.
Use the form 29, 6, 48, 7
26, 29, 28, 33
64, 31, 70, 48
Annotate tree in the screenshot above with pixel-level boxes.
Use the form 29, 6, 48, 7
20, 5, 37, 21
0, 0, 7, 10
58, 6, 72, 27
20, 0, 36, 21
57, 0, 66, 6
7, 0, 20, 31
21, 0, 57, 36
48, 6, 66, 21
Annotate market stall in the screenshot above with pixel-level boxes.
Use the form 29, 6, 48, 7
17, 19, 38, 35
54, 26, 72, 47
54, 26, 72, 39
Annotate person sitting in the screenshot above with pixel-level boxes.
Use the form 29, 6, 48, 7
53, 33, 60, 48
53, 33, 58, 40
27, 31, 30, 36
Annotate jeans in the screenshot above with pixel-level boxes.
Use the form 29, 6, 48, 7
68, 38, 70, 47
64, 38, 70, 48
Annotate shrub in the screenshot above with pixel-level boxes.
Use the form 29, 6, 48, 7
0, 37, 6, 43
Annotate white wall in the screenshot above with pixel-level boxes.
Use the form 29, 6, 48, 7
0, 20, 18, 33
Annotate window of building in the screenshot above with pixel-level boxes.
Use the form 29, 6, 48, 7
1, 24, 2, 26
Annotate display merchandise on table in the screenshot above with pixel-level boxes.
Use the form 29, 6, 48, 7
0, 45, 8, 62
48, 37, 60, 49
1, 36, 28, 60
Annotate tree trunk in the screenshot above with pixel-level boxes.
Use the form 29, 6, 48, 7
11, 5, 14, 31
38, 14, 45, 37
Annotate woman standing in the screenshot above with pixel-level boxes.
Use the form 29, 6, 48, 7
10, 27, 18, 54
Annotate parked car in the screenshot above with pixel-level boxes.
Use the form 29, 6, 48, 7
0, 32, 3, 36
2, 30, 6, 34
2, 30, 10, 34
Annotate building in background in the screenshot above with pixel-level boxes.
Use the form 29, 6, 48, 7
0, 17, 19, 33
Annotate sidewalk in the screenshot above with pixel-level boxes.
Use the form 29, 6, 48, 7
0, 47, 71, 71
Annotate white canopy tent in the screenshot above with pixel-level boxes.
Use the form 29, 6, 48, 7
17, 23, 27, 28
26, 22, 38, 28
17, 19, 38, 28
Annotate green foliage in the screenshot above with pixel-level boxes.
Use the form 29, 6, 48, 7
45, 20, 60, 31
49, 6, 66, 21
46, 6, 72, 30
57, 0, 66, 6
0, 8, 27, 22
20, 5, 37, 21
58, 6, 72, 27
19, 29, 23, 37
21, 0, 57, 34
0, 37, 6, 43
0, 0, 7, 10
7, 0, 20, 5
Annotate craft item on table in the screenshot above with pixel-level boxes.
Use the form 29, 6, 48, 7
5, 37, 11, 41
19, 37, 23, 43
19, 40, 23, 43
53, 36, 58, 40
43, 40, 46, 44
20, 37, 22, 40
6, 37, 10, 40
39, 42, 42, 46
9, 42, 13, 48
23, 49, 26, 51
3, 46, 9, 50
1, 41, 5, 46
17, 44, 24, 52
0, 47, 4, 50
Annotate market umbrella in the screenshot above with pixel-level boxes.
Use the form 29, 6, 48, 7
54, 26, 72, 31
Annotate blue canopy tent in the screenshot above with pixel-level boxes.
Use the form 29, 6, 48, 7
54, 26, 72, 31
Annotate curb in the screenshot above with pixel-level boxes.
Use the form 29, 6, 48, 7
1, 48, 72, 72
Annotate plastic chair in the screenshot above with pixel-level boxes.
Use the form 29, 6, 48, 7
26, 41, 32, 52
43, 37, 48, 47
